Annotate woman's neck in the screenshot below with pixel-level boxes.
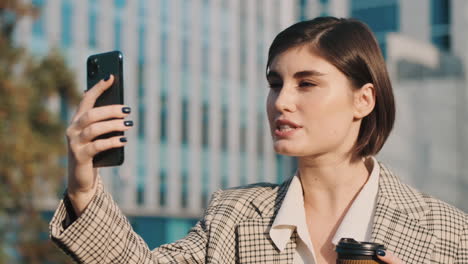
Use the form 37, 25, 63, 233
298, 155, 371, 215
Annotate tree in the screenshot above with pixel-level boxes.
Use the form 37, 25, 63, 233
0, 1, 79, 263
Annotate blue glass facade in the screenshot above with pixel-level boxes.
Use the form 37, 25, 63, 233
297, 0, 329, 20
431, 0, 451, 51
88, 0, 98, 48
61, 0, 73, 48
113, 0, 125, 51
299, 0, 308, 21
31, 0, 47, 54
351, 1, 400, 57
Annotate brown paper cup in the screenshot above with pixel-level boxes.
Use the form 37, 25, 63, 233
336, 258, 383, 264
335, 238, 386, 264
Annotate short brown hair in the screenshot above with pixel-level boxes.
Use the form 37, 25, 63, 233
266, 17, 395, 158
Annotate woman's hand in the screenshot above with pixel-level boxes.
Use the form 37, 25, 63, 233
65, 75, 132, 216
377, 250, 404, 264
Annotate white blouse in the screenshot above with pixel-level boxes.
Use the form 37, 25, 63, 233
269, 157, 380, 263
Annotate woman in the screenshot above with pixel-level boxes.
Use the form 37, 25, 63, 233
50, 17, 467, 263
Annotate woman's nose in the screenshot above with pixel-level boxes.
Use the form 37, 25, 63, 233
274, 88, 297, 113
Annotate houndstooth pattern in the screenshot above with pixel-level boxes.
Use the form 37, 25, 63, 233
50, 162, 467, 263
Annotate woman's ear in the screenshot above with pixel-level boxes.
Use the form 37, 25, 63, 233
353, 83, 375, 119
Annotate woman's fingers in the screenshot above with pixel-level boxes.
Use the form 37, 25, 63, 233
75, 105, 131, 130
377, 250, 404, 264
79, 119, 133, 143
82, 135, 127, 159
74, 75, 114, 119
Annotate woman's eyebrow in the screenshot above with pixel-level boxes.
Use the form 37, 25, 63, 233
266, 70, 325, 80
293, 70, 325, 78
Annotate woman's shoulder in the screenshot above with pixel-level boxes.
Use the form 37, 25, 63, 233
378, 161, 467, 225
419, 189, 467, 225
205, 179, 290, 220
211, 181, 282, 206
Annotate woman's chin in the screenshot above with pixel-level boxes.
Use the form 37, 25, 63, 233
273, 141, 302, 156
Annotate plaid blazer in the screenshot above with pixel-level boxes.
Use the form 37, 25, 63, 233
50, 162, 467, 263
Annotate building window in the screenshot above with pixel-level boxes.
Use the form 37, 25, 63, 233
201, 0, 210, 81
201, 149, 210, 206
351, 1, 399, 57
431, 0, 450, 25
137, 62, 145, 138
114, 17, 122, 50
432, 35, 450, 51
137, 174, 145, 205
32, 0, 45, 38
221, 107, 228, 151
138, 0, 146, 19
138, 27, 146, 63
239, 0, 247, 83
137, 1, 146, 137
160, 94, 167, 143
276, 154, 284, 182
61, 0, 73, 47
298, 0, 308, 21
160, 0, 169, 96
320, 0, 329, 16
256, 113, 264, 157
161, 0, 169, 28
240, 152, 247, 185
88, 0, 98, 48
351, 3, 399, 33
202, 103, 209, 147
181, 171, 188, 208
239, 120, 247, 153
159, 170, 167, 206
114, 0, 125, 8
431, 0, 451, 51
113, 0, 125, 50
221, 152, 229, 188
181, 100, 189, 144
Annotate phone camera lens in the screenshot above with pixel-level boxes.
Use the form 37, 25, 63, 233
88, 58, 99, 78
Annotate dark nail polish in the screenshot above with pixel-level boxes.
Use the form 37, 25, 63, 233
377, 250, 386, 257
104, 74, 111, 81
124, 120, 133, 127
120, 137, 127, 143
122, 107, 131, 114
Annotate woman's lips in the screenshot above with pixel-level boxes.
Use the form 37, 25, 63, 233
274, 119, 302, 138
274, 127, 301, 138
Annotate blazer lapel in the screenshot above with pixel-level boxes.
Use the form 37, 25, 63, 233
236, 178, 297, 264
371, 162, 437, 264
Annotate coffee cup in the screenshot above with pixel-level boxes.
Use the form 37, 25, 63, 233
335, 238, 386, 264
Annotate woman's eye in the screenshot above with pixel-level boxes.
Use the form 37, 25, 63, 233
299, 81, 316, 87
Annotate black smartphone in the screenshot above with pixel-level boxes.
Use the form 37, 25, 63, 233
86, 50, 124, 167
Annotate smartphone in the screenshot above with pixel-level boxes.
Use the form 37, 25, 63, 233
86, 50, 124, 167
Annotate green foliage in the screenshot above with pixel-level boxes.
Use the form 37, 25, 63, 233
0, 1, 79, 263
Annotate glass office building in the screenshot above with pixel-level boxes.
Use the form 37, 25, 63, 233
297, 0, 452, 54
19, 0, 297, 247
430, 0, 451, 51
350, 0, 399, 56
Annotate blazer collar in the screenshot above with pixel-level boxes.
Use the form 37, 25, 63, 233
251, 161, 431, 221
250, 176, 293, 218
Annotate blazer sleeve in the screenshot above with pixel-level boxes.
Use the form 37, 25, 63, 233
49, 178, 222, 264
454, 218, 468, 264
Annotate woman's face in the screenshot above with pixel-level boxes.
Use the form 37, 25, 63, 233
266, 46, 362, 158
